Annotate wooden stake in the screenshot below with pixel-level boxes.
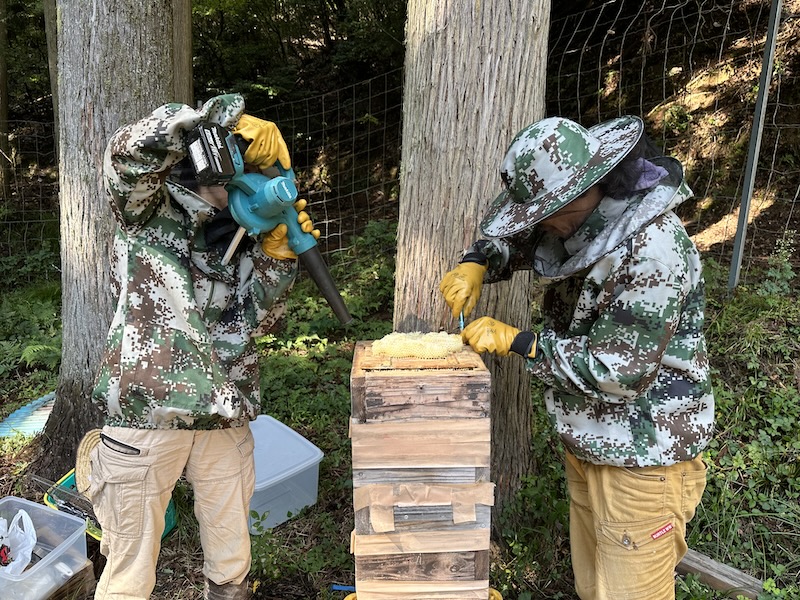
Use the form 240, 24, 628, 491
677, 548, 763, 599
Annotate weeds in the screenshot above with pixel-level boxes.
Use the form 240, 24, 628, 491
690, 247, 800, 598
0, 279, 61, 419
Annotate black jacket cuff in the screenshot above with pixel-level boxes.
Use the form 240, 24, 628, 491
460, 251, 488, 265
511, 331, 537, 358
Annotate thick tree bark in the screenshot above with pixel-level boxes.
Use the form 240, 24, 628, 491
395, 0, 551, 520
0, 0, 10, 200
43, 0, 59, 155
173, 0, 193, 106
34, 1, 192, 479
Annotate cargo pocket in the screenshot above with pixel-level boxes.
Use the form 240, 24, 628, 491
681, 457, 708, 521
597, 513, 679, 596
235, 426, 256, 506
89, 442, 157, 539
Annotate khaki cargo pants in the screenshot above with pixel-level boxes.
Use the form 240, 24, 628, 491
89, 424, 256, 600
565, 451, 707, 600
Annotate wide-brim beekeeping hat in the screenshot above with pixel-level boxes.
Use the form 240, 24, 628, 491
74, 429, 101, 497
480, 115, 644, 238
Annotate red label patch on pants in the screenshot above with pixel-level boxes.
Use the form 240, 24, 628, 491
650, 522, 674, 540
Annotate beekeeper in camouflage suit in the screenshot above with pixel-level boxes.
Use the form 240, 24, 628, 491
89, 94, 316, 600
440, 116, 714, 600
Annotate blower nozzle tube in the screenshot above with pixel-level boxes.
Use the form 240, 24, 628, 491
298, 246, 354, 326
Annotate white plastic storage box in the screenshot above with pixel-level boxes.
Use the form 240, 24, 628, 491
0, 496, 87, 600
249, 415, 324, 533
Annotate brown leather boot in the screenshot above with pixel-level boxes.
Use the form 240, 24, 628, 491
204, 577, 251, 600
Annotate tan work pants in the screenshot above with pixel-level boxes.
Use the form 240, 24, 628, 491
89, 424, 256, 600
564, 451, 707, 600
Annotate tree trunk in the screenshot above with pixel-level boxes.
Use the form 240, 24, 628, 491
0, 0, 10, 200
173, 0, 193, 106
43, 0, 59, 156
34, 1, 193, 480
395, 0, 551, 520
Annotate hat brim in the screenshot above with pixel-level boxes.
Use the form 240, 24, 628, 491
480, 115, 644, 238
75, 429, 101, 497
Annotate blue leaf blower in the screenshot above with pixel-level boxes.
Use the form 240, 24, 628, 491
186, 123, 353, 326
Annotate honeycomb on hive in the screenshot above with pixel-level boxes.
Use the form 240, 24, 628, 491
371, 331, 464, 359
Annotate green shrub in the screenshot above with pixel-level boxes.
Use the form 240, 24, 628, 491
690, 255, 800, 598
0, 240, 61, 293
492, 384, 572, 598
0, 280, 61, 418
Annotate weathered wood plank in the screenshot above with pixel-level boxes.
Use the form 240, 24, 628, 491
353, 579, 490, 600
349, 341, 493, 599
355, 550, 490, 581
677, 548, 763, 599
355, 505, 492, 535
353, 467, 491, 487
351, 341, 490, 422
350, 419, 491, 469
361, 379, 490, 422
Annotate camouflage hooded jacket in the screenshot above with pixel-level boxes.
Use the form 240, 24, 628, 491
470, 158, 714, 467
92, 95, 297, 430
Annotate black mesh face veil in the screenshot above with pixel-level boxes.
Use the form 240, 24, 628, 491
599, 135, 664, 199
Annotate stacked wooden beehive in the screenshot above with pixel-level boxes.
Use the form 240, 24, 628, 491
349, 340, 493, 600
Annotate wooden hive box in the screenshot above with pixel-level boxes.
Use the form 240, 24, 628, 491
349, 340, 493, 600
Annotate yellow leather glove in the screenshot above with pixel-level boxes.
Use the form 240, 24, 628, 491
260, 199, 320, 260
233, 114, 291, 171
462, 317, 538, 358
439, 262, 488, 318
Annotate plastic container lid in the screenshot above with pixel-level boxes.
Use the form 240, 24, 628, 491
250, 415, 324, 490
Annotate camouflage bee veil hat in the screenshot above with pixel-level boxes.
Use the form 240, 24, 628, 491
480, 115, 644, 238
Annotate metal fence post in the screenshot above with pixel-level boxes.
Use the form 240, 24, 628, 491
727, 0, 784, 292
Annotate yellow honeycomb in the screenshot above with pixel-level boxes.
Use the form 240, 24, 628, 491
372, 332, 464, 359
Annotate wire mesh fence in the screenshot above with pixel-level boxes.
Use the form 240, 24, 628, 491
1, 0, 797, 286
0, 121, 59, 263
248, 69, 403, 259
548, 0, 800, 282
